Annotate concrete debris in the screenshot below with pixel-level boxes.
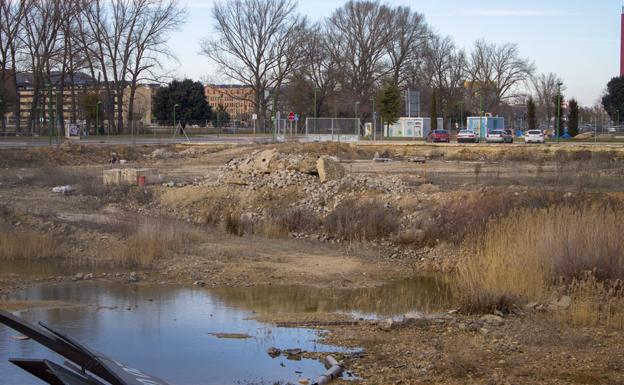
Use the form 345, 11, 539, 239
317, 156, 345, 183
481, 314, 505, 326
52, 185, 74, 194
103, 168, 158, 186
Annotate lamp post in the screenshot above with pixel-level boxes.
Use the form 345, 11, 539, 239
47, 83, 52, 145
96, 101, 102, 136
173, 103, 179, 134
556, 82, 563, 143
370, 95, 376, 141
458, 101, 464, 128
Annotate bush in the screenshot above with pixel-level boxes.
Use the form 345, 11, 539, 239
266, 207, 320, 233
325, 199, 399, 241
456, 205, 624, 313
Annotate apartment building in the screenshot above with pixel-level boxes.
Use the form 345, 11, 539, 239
204, 84, 255, 120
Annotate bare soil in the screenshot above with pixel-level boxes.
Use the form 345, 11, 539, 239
1, 141, 624, 385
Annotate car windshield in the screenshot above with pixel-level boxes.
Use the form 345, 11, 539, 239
490, 130, 503, 135
459, 130, 473, 134
527, 130, 542, 135
434, 130, 447, 134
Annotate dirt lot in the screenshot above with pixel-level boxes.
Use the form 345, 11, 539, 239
1, 141, 624, 385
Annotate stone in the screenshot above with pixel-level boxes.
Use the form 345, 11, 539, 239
128, 272, 139, 283
193, 280, 206, 287
84, 273, 94, 280
267, 347, 281, 357
481, 314, 505, 326
378, 318, 401, 331
298, 379, 309, 385
73, 273, 84, 281
251, 149, 279, 174
316, 156, 345, 183
479, 327, 489, 336
551, 295, 572, 310
403, 311, 429, 327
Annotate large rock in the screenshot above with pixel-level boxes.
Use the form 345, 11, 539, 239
403, 311, 429, 327
316, 156, 345, 183
481, 314, 505, 326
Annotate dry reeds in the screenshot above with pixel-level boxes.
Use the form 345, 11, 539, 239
114, 218, 199, 268
456, 205, 624, 316
0, 228, 61, 260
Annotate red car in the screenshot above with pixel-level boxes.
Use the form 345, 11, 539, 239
426, 129, 450, 143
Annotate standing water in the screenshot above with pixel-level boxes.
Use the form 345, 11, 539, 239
0, 277, 450, 384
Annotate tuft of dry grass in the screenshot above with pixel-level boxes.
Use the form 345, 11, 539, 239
0, 227, 61, 260
456, 205, 624, 317
324, 199, 399, 241
113, 218, 200, 268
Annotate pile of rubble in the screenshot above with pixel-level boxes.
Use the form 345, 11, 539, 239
217, 148, 345, 185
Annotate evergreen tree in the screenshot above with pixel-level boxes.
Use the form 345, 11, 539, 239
379, 82, 401, 127
431, 89, 438, 130
602, 76, 624, 122
153, 79, 212, 126
527, 96, 537, 131
568, 99, 579, 137
552, 93, 565, 137
211, 104, 231, 127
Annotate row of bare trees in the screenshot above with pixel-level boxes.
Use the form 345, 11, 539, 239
202, 0, 537, 128
0, 0, 184, 134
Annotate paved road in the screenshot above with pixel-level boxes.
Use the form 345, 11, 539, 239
1, 135, 624, 148
0, 135, 269, 148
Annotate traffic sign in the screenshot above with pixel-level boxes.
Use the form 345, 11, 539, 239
288, 111, 295, 122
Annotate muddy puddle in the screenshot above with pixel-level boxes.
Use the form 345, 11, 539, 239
0, 277, 450, 384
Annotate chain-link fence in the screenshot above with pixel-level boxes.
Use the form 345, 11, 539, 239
304, 118, 361, 142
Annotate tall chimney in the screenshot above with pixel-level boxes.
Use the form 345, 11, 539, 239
621, 6, 624, 76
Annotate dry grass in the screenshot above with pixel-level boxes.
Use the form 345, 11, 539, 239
562, 273, 624, 329
0, 226, 61, 260
113, 218, 200, 268
456, 205, 624, 318
325, 199, 399, 241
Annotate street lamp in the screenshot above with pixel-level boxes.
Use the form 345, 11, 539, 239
354, 101, 360, 119
96, 101, 102, 136
173, 103, 179, 134
556, 82, 563, 143
370, 95, 376, 141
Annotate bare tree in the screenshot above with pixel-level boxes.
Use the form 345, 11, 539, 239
386, 6, 429, 87
466, 40, 535, 113
200, 0, 307, 130
326, 0, 394, 108
532, 72, 565, 130
0, 0, 30, 132
21, 0, 64, 132
420, 34, 466, 123
126, 0, 185, 130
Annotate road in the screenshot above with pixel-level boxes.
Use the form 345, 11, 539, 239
2, 135, 624, 148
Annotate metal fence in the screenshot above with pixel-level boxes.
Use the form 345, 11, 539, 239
304, 118, 361, 142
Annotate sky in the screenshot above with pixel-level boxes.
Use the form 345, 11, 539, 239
166, 0, 622, 106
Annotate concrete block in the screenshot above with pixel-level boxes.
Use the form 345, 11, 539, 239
103, 168, 158, 186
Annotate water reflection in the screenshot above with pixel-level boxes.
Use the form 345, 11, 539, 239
2, 283, 344, 385
0, 277, 450, 384
210, 276, 452, 317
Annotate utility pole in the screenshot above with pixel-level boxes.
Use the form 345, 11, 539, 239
556, 82, 563, 143
96, 101, 102, 136
173, 103, 179, 136
370, 95, 376, 141
47, 83, 52, 145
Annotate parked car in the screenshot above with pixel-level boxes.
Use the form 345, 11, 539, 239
525, 129, 545, 144
457, 129, 479, 143
486, 129, 509, 143
503, 129, 514, 143
426, 129, 450, 143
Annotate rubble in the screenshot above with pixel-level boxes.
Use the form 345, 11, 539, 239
317, 156, 345, 183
